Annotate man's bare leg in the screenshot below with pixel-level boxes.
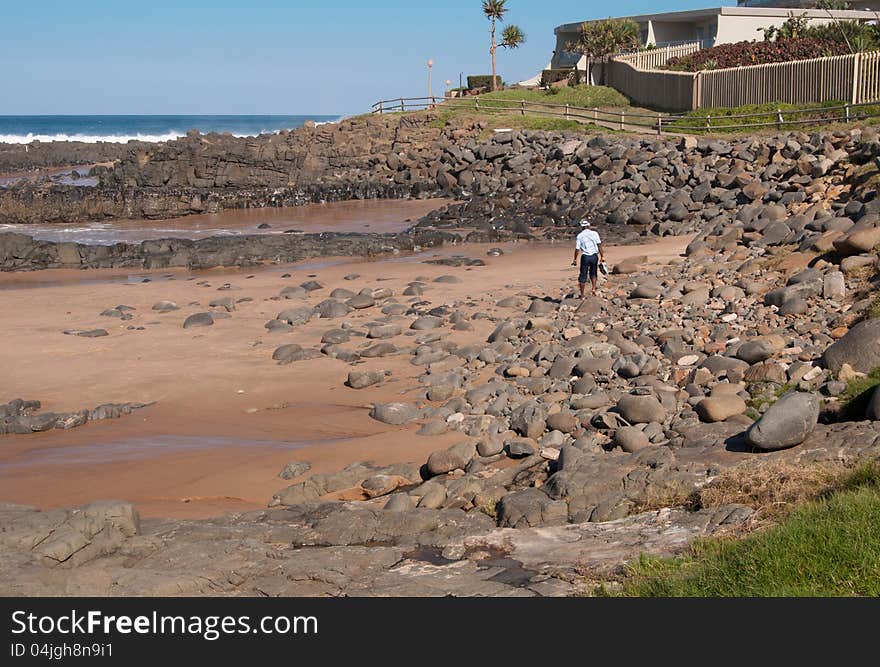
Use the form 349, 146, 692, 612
591, 276, 598, 295
579, 281, 586, 298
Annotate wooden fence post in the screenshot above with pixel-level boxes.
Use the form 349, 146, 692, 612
776, 108, 783, 129
620, 111, 625, 131
846, 103, 851, 123
565, 104, 570, 120
657, 114, 662, 136
521, 100, 525, 116
852, 51, 862, 104
594, 107, 598, 122
378, 101, 383, 114
706, 115, 711, 132
400, 98, 405, 112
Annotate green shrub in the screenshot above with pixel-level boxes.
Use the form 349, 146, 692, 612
467, 75, 502, 90
540, 69, 587, 87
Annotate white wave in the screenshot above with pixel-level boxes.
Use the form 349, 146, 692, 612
1, 118, 346, 145
0, 132, 187, 144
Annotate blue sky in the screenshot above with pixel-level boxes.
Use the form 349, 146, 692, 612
0, 0, 734, 115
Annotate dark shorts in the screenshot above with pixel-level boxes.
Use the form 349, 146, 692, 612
579, 253, 599, 284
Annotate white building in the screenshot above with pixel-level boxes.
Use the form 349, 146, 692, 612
550, 2, 880, 70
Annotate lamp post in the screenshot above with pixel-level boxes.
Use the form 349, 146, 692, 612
427, 59, 434, 104
445, 79, 452, 98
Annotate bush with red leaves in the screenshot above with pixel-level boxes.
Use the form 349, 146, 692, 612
667, 39, 849, 71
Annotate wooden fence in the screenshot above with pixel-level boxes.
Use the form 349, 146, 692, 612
371, 94, 880, 136
606, 59, 699, 111
614, 41, 702, 71
698, 53, 858, 108
605, 49, 880, 111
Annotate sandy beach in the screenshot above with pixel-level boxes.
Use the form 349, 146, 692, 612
0, 234, 690, 518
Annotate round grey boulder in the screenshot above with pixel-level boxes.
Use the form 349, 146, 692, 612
746, 392, 820, 451
616, 394, 667, 424
346, 294, 375, 309
369, 402, 420, 425
410, 316, 443, 331
183, 312, 214, 329
152, 300, 179, 312
346, 370, 385, 389
736, 340, 776, 365
823, 318, 880, 374
426, 441, 476, 475
276, 307, 314, 326
272, 344, 306, 364
615, 426, 650, 453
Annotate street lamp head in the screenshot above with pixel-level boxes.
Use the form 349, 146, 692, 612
427, 59, 433, 67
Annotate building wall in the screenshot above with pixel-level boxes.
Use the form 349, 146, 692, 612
740, 0, 880, 8
715, 15, 850, 44
651, 21, 699, 45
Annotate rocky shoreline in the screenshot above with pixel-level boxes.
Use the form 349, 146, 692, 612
3, 113, 877, 271
1, 114, 880, 596
0, 228, 458, 272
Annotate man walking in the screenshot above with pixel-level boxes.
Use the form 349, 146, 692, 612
571, 219, 604, 298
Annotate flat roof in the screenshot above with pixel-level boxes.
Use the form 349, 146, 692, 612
555, 7, 880, 33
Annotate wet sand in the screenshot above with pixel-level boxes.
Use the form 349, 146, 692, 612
0, 198, 453, 244
0, 235, 691, 518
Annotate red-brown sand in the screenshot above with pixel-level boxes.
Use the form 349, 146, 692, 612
0, 235, 690, 518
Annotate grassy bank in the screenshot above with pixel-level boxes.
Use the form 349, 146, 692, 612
428, 110, 599, 134
668, 101, 880, 134
616, 462, 880, 597
429, 85, 631, 133
475, 85, 631, 108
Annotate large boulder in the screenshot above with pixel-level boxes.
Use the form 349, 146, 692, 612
746, 392, 820, 451
272, 344, 306, 364
369, 402, 420, 425
426, 441, 476, 476
346, 370, 385, 389
510, 401, 547, 439
695, 395, 747, 423
614, 426, 650, 453
276, 307, 314, 326
867, 386, 880, 421
823, 319, 880, 374
616, 394, 667, 424
182, 312, 213, 329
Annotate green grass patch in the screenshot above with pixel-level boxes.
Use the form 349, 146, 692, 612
475, 85, 631, 109
618, 462, 880, 597
428, 110, 600, 134
839, 367, 880, 420
668, 100, 880, 134
431, 86, 632, 133
746, 382, 794, 413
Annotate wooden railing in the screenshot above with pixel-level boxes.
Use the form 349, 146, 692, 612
371, 94, 880, 135
371, 96, 444, 113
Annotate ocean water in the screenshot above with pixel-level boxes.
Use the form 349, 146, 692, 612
0, 115, 342, 144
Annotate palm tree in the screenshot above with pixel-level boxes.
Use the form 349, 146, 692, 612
482, 0, 525, 91
568, 18, 640, 86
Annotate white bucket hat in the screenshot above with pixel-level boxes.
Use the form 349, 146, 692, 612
579, 220, 592, 227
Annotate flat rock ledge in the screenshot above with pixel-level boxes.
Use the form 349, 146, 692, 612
0, 499, 749, 597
